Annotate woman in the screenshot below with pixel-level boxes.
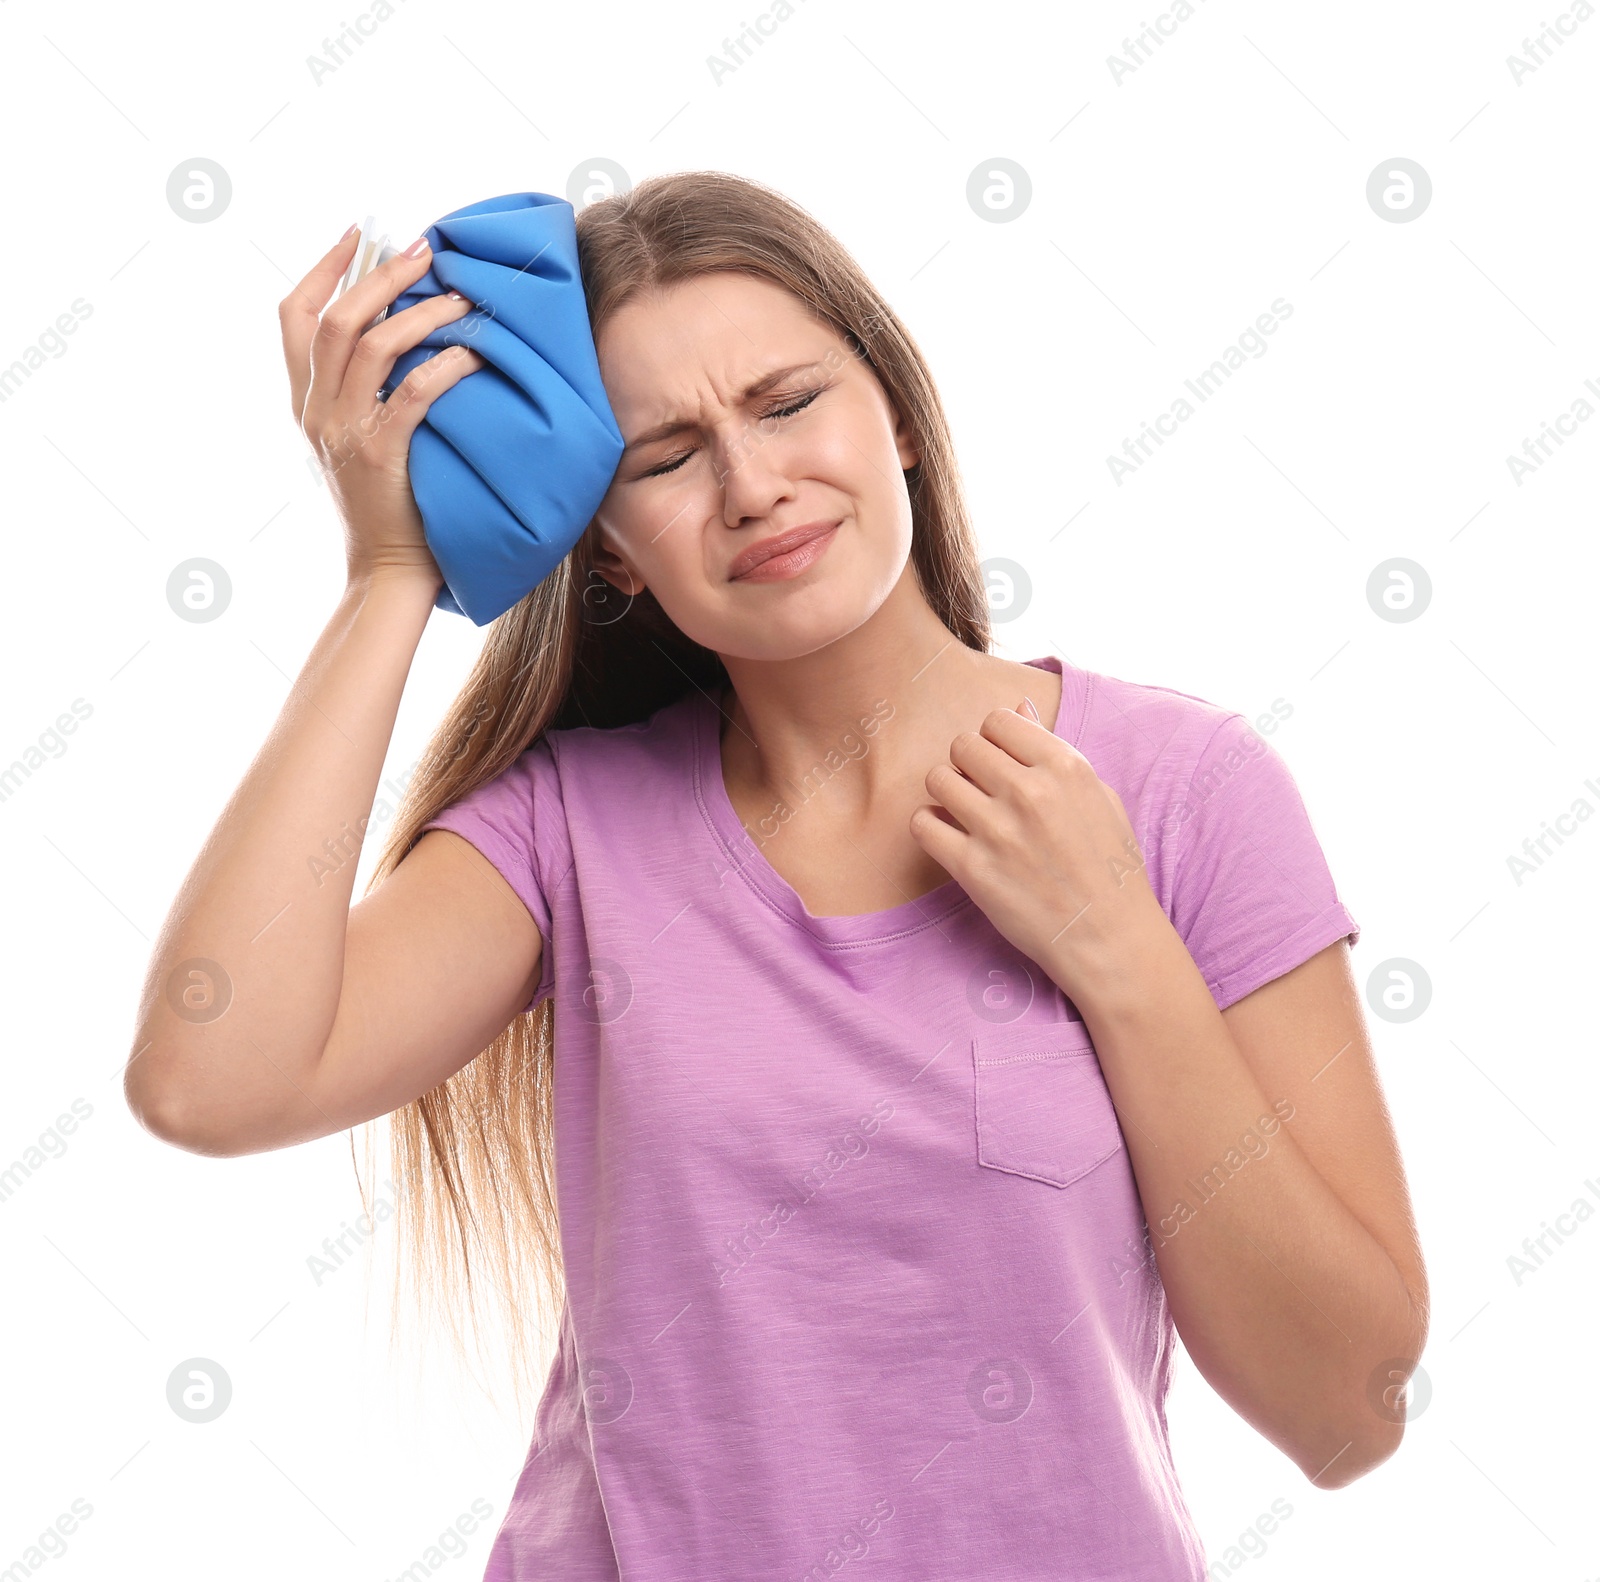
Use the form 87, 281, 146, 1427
127, 171, 1429, 1580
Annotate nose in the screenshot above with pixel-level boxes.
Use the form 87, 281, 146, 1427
715, 419, 796, 528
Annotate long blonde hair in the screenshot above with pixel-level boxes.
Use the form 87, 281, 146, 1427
360, 169, 994, 1404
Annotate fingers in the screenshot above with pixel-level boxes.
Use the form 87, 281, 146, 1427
338, 345, 488, 457
302, 237, 438, 439
280, 224, 362, 425
909, 801, 967, 861
924, 760, 986, 829
977, 705, 1057, 769
946, 726, 1027, 796
332, 290, 478, 430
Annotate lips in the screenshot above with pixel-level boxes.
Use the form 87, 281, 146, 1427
728, 519, 842, 581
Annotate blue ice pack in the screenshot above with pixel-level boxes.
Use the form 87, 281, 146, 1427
379, 191, 625, 626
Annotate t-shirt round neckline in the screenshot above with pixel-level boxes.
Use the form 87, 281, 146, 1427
691, 653, 1086, 948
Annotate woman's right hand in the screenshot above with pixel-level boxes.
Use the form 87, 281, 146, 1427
280, 226, 487, 588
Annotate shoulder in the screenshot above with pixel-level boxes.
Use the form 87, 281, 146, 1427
1068, 660, 1315, 864
1071, 664, 1359, 1005
541, 684, 706, 775
428, 683, 697, 814
1070, 661, 1262, 792
532, 686, 708, 836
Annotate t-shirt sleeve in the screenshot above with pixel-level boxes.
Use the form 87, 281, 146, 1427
1163, 712, 1360, 1011
416, 742, 564, 1014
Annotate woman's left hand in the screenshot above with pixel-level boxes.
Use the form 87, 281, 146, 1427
909, 701, 1166, 994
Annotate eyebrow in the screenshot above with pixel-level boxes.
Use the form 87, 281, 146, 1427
620, 363, 822, 455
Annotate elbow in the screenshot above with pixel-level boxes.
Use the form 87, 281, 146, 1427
1300, 1414, 1406, 1490
130, 1099, 245, 1159
1304, 1267, 1432, 1491
1299, 1322, 1431, 1491
125, 1087, 224, 1157
124, 1051, 241, 1159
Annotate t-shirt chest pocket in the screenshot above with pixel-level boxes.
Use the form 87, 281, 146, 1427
971, 1020, 1125, 1188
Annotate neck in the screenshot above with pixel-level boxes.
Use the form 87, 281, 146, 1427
714, 570, 1059, 819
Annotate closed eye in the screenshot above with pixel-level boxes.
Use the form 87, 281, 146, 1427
639, 388, 824, 479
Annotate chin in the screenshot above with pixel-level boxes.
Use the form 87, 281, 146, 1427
697, 593, 885, 663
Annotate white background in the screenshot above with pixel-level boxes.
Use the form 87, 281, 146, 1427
1, 0, 1595, 1577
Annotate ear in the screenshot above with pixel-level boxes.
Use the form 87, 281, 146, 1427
889, 399, 921, 473
587, 524, 648, 597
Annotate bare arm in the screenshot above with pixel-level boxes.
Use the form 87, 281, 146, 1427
124, 574, 542, 1155
1076, 933, 1427, 1488
124, 222, 537, 1156
913, 707, 1427, 1488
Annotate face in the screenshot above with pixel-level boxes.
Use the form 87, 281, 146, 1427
587, 271, 922, 659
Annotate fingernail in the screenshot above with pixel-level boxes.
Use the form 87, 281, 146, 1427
1020, 696, 1040, 722
403, 235, 431, 258
447, 290, 465, 301
340, 220, 358, 240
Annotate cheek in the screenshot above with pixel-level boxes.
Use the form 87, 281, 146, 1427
608, 498, 723, 625
635, 497, 711, 587
812, 407, 882, 475
813, 400, 910, 510
600, 490, 693, 572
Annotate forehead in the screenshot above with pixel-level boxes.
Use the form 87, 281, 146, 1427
595, 271, 844, 422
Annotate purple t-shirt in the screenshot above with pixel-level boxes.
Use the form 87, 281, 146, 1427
419, 653, 1360, 1581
